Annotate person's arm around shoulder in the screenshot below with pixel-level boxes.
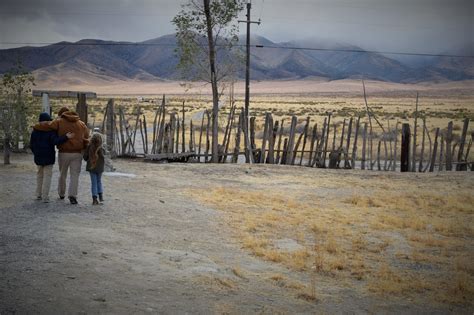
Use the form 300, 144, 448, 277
51, 131, 74, 146
33, 119, 59, 132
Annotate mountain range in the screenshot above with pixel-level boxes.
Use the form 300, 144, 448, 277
0, 34, 472, 84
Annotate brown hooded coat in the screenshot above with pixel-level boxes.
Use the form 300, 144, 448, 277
34, 111, 90, 153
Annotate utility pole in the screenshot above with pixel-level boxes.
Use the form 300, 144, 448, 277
239, 0, 260, 127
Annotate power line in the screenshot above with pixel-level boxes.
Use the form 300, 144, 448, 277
0, 41, 472, 58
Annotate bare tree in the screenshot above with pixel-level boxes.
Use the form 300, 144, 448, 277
173, 0, 244, 162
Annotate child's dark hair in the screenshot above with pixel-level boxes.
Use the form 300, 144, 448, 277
89, 133, 103, 169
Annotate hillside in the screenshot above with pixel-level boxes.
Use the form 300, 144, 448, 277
0, 34, 472, 83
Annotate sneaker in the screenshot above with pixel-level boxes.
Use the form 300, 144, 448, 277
69, 196, 78, 205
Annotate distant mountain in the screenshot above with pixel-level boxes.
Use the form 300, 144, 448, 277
0, 34, 472, 83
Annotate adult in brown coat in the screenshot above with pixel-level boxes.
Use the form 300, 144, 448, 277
34, 109, 90, 204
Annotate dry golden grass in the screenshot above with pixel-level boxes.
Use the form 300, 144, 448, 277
187, 169, 474, 307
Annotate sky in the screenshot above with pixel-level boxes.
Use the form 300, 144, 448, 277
0, 0, 472, 56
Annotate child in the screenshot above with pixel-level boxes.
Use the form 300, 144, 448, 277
30, 112, 73, 202
83, 133, 105, 205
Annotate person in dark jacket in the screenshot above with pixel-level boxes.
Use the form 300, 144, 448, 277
30, 112, 74, 203
83, 133, 105, 205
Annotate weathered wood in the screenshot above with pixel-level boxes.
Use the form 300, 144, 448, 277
156, 95, 166, 154
118, 107, 126, 155
281, 138, 288, 165
344, 117, 353, 168
145, 152, 195, 163
189, 120, 195, 152
299, 116, 310, 166
267, 118, 277, 164
260, 113, 270, 163
422, 121, 432, 173
250, 117, 257, 161
181, 101, 186, 153
411, 92, 419, 172
401, 123, 411, 172
232, 111, 243, 163
223, 105, 236, 163
350, 116, 360, 169
222, 102, 234, 154
205, 110, 211, 162
439, 133, 445, 171
361, 122, 367, 170
313, 118, 327, 167
175, 119, 180, 153
143, 115, 148, 154
322, 113, 331, 168
456, 118, 469, 171
392, 122, 399, 171
340, 119, 346, 150
377, 140, 382, 171
429, 128, 440, 172
76, 93, 88, 125
198, 110, 206, 162
106, 99, 115, 157
169, 114, 176, 154
332, 123, 337, 152
139, 118, 146, 154
101, 103, 108, 133
242, 113, 253, 163
275, 119, 285, 164
131, 108, 141, 151
307, 123, 317, 167
284, 115, 297, 165
291, 132, 304, 165
445, 121, 453, 171
418, 117, 426, 172
151, 101, 161, 154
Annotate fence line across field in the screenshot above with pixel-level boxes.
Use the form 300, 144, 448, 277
93, 96, 473, 172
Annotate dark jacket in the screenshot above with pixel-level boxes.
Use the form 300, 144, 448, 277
83, 145, 105, 173
30, 129, 68, 166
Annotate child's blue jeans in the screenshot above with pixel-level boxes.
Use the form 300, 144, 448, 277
89, 172, 103, 197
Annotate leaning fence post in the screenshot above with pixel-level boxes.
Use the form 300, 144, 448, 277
445, 121, 453, 171
429, 128, 440, 172
401, 123, 411, 172
456, 118, 469, 171
106, 99, 116, 157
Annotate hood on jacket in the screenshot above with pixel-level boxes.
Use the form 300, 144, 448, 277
33, 121, 53, 131
61, 111, 80, 122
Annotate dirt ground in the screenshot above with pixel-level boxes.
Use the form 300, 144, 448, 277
1, 153, 473, 314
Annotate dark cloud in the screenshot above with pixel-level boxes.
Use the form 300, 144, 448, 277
0, 0, 472, 55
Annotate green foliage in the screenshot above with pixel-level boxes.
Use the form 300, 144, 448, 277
172, 0, 244, 82
0, 60, 36, 150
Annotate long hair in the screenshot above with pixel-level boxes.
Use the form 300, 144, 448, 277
89, 133, 103, 169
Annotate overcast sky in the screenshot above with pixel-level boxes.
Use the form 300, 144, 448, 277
0, 0, 472, 55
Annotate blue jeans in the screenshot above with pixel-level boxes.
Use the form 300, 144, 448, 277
89, 172, 103, 197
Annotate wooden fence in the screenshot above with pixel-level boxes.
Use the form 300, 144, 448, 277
96, 98, 473, 172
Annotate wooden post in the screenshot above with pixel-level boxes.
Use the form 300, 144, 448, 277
307, 123, 317, 167
361, 122, 367, 170
267, 117, 277, 164
418, 117, 426, 172
181, 101, 186, 153
175, 119, 180, 153
411, 92, 419, 172
344, 117, 353, 168
401, 123, 410, 172
189, 120, 195, 152
281, 138, 288, 164
445, 121, 453, 171
429, 128, 440, 172
456, 118, 469, 171
205, 110, 211, 162
156, 95, 166, 154
106, 99, 115, 157
250, 117, 257, 161
170, 114, 176, 154
198, 110, 206, 162
439, 133, 445, 171
284, 115, 297, 165
142, 115, 148, 154
76, 93, 88, 125
332, 123, 337, 152
299, 116, 310, 166
260, 113, 270, 163
232, 111, 243, 163
139, 118, 146, 154
118, 107, 126, 155
291, 132, 304, 165
223, 106, 236, 163
322, 113, 331, 168
340, 119, 346, 150
377, 140, 382, 171
242, 112, 253, 163
392, 122, 399, 171
351, 116, 360, 169
275, 119, 285, 164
